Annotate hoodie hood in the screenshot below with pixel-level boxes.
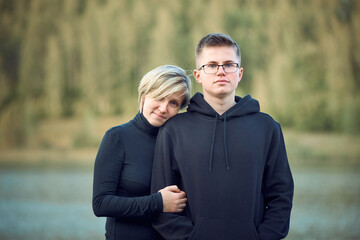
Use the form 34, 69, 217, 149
187, 92, 260, 171
187, 92, 260, 119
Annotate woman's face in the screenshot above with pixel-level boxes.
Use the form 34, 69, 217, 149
142, 91, 184, 127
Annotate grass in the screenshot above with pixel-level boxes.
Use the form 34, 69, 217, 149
0, 115, 359, 168
0, 115, 131, 169
285, 129, 360, 167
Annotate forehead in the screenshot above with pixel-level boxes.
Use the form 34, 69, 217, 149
148, 90, 184, 100
166, 90, 184, 100
197, 46, 239, 64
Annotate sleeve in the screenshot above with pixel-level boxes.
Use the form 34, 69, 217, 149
151, 127, 194, 240
258, 123, 294, 240
92, 129, 163, 218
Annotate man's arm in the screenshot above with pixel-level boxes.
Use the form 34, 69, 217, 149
258, 124, 294, 240
151, 128, 194, 240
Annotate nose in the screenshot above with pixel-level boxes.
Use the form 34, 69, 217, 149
217, 65, 226, 75
158, 101, 168, 113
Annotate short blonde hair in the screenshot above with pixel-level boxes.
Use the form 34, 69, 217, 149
138, 65, 192, 112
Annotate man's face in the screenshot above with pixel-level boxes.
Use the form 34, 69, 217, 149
194, 46, 243, 99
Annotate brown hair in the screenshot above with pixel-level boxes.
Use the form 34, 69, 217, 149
195, 33, 241, 67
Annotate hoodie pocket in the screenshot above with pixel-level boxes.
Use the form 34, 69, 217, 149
188, 218, 260, 240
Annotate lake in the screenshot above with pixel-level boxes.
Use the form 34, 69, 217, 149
0, 166, 359, 240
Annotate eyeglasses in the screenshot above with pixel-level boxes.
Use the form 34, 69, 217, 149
198, 63, 240, 74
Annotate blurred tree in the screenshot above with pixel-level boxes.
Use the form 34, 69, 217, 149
0, 0, 359, 148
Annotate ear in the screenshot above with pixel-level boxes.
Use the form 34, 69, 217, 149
238, 67, 244, 83
193, 69, 202, 84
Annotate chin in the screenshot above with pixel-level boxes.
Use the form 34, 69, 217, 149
214, 90, 233, 96
152, 120, 165, 127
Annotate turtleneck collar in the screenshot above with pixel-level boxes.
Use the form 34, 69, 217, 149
133, 112, 159, 137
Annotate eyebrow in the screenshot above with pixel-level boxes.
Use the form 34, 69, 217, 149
168, 96, 182, 102
171, 98, 182, 103
205, 60, 237, 64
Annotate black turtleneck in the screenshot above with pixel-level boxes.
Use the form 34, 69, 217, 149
93, 112, 163, 240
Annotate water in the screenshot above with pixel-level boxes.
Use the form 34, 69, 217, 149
0, 169, 105, 240
288, 166, 360, 240
0, 166, 359, 240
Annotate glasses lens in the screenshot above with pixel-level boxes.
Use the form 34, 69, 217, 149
204, 65, 216, 74
203, 64, 238, 74
224, 64, 238, 73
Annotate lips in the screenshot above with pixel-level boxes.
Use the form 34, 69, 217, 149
214, 79, 229, 84
154, 112, 166, 120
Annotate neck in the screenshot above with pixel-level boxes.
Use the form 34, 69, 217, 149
203, 93, 236, 115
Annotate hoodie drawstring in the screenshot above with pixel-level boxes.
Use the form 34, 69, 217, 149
223, 114, 230, 171
209, 114, 230, 172
209, 115, 218, 171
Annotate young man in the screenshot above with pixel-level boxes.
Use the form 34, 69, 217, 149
151, 33, 294, 240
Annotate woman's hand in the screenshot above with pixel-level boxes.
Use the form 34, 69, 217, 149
159, 185, 187, 213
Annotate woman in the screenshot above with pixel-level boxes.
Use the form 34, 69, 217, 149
92, 65, 192, 240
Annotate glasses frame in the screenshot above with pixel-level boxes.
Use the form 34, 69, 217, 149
198, 63, 240, 74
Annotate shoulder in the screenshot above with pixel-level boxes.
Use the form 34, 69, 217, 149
157, 112, 191, 137
257, 112, 278, 123
102, 120, 134, 142
250, 112, 282, 132
106, 124, 125, 136
162, 112, 191, 128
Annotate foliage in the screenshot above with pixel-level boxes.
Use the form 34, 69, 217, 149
0, 0, 359, 147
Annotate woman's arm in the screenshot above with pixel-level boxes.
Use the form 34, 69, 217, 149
92, 129, 162, 218
92, 128, 186, 218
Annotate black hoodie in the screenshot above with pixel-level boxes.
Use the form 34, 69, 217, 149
151, 92, 294, 240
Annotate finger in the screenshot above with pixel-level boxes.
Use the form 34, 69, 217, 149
178, 198, 187, 204
166, 185, 181, 192
177, 207, 185, 212
178, 192, 186, 198
177, 204, 186, 212
178, 203, 186, 208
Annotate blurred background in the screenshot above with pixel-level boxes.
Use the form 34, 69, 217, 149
0, 0, 359, 239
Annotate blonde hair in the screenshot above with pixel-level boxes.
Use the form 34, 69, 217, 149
138, 65, 192, 112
